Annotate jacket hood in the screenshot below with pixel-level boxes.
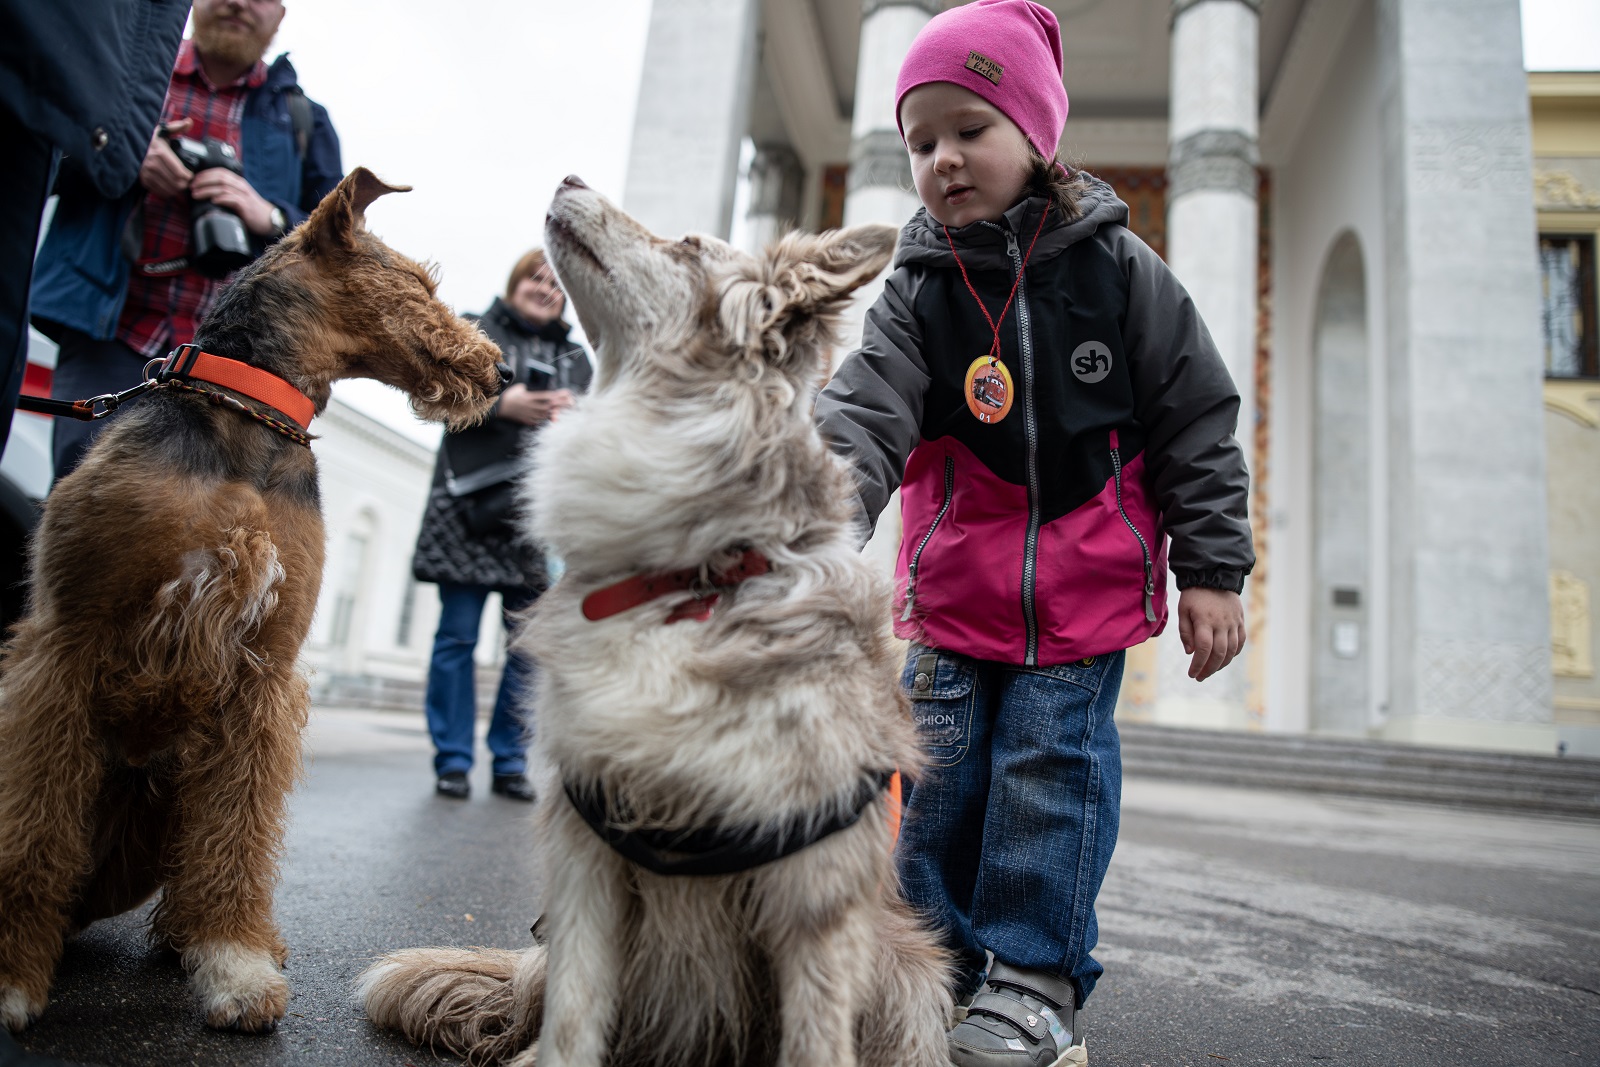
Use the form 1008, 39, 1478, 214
264, 52, 301, 91
893, 173, 1129, 272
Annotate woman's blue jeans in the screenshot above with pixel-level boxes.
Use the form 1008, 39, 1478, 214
897, 645, 1125, 1008
424, 583, 538, 778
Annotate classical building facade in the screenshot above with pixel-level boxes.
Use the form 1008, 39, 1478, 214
1533, 71, 1600, 754
619, 0, 1583, 754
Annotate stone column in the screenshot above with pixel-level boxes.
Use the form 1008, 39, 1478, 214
621, 0, 761, 239
839, 0, 938, 571
1159, 0, 1260, 728
841, 0, 936, 236
742, 143, 805, 254
1374, 0, 1553, 750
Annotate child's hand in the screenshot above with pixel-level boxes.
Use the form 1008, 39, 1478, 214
1177, 588, 1245, 681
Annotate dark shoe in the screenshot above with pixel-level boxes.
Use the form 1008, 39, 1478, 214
435, 771, 470, 799
491, 774, 536, 802
947, 961, 1086, 1066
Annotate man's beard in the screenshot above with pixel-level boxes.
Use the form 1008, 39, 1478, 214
192, 12, 275, 73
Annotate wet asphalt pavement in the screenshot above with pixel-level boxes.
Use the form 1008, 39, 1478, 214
10, 708, 1600, 1067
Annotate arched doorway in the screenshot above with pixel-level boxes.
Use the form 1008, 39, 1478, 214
1311, 232, 1370, 735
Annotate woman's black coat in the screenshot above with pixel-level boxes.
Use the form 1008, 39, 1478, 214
410, 298, 591, 592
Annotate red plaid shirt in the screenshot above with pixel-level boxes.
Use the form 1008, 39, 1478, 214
117, 40, 268, 359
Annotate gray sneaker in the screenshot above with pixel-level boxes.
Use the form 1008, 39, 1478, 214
946, 961, 1086, 1067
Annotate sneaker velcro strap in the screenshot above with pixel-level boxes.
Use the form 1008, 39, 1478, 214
967, 992, 1052, 1044
985, 961, 1076, 1010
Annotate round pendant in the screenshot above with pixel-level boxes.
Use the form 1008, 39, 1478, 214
964, 356, 1014, 424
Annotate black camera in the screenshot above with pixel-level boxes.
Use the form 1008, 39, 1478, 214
166, 135, 253, 278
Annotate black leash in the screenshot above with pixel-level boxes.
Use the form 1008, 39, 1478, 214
15, 372, 161, 422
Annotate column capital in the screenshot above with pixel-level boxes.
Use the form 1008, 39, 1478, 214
748, 143, 805, 219
847, 129, 912, 194
1172, 0, 1260, 23
863, 0, 943, 18
1167, 128, 1259, 200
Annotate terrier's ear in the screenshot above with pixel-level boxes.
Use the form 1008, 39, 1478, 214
304, 167, 412, 255
719, 223, 899, 374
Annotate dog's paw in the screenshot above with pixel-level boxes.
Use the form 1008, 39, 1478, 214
184, 941, 289, 1033
0, 986, 44, 1032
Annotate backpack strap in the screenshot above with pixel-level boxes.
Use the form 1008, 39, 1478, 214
284, 86, 313, 161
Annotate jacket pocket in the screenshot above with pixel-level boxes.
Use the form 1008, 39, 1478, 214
902, 646, 977, 767
901, 455, 956, 622
1109, 430, 1157, 623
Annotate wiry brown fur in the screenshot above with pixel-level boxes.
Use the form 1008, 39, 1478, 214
359, 181, 955, 1067
0, 168, 505, 1034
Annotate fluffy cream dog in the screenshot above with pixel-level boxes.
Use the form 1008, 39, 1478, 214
358, 177, 954, 1067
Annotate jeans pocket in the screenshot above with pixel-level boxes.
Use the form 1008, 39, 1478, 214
903, 647, 978, 767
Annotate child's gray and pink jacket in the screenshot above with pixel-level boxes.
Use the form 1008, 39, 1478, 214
816, 178, 1255, 667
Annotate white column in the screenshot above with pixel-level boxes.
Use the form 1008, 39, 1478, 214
1373, 0, 1553, 750
839, 0, 938, 573
622, 0, 761, 239
1159, 0, 1260, 729
742, 142, 805, 254
836, 0, 939, 351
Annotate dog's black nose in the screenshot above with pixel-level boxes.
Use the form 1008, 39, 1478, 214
561, 175, 588, 189
495, 362, 513, 390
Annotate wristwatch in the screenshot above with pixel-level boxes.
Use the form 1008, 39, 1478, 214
269, 206, 288, 237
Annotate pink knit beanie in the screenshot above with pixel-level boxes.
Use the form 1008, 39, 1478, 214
895, 0, 1069, 162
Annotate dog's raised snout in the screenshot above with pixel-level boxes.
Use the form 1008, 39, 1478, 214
561, 175, 588, 190
495, 362, 513, 390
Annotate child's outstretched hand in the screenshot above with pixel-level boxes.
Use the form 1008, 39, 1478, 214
1177, 588, 1245, 681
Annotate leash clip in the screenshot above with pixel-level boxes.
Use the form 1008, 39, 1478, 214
84, 379, 159, 419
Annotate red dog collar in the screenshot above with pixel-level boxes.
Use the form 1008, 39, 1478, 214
156, 343, 316, 430
581, 548, 771, 623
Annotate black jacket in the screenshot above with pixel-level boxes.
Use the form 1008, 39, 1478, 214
411, 301, 591, 592
816, 179, 1254, 665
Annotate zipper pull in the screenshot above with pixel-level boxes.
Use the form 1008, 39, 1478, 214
1005, 230, 1020, 260
900, 583, 917, 622
1143, 574, 1157, 622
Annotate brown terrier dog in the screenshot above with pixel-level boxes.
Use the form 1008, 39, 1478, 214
0, 168, 506, 1034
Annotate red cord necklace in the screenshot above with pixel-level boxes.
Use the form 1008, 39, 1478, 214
942, 202, 1051, 425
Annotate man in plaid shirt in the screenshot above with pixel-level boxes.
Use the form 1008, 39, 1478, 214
29, 0, 342, 482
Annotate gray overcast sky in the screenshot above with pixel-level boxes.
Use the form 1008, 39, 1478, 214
267, 0, 1598, 445
270, 0, 653, 444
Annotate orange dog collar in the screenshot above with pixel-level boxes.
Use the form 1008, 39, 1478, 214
156, 343, 316, 431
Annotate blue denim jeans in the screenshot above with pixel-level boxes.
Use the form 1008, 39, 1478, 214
897, 645, 1125, 1008
424, 583, 538, 778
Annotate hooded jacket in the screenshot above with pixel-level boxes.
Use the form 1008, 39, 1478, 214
816, 177, 1253, 667
28, 52, 342, 341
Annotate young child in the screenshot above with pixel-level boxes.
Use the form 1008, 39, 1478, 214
816, 2, 1254, 1064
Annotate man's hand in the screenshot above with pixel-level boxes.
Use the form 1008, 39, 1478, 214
140, 119, 194, 198
1177, 587, 1245, 682
496, 386, 575, 427
189, 168, 278, 236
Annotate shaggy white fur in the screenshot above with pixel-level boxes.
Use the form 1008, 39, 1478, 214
360, 179, 954, 1067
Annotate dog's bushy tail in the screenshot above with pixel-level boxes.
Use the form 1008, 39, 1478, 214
358, 945, 546, 1065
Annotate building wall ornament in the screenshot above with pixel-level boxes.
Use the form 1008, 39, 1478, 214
1534, 168, 1600, 210
1552, 571, 1595, 678
847, 128, 913, 193
1418, 637, 1553, 723
1545, 381, 1600, 428
1167, 128, 1260, 200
